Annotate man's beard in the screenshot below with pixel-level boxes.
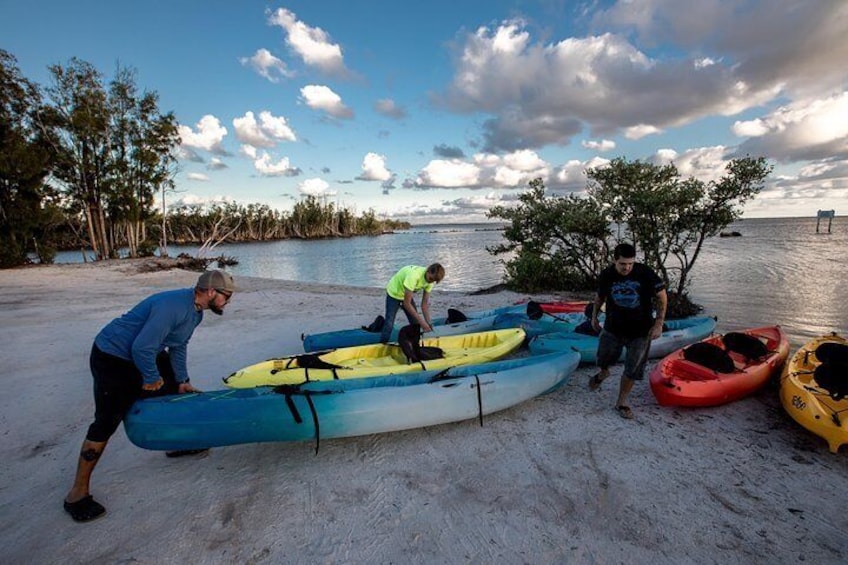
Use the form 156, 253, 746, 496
209, 304, 224, 316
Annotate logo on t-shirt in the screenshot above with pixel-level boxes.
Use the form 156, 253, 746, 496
611, 280, 641, 309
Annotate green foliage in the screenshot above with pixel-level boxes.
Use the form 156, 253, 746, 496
151, 199, 402, 245
502, 252, 593, 293
41, 57, 112, 258
586, 156, 772, 295
0, 240, 25, 268
0, 50, 58, 268
39, 57, 180, 260
666, 291, 703, 319
356, 209, 382, 235
488, 178, 610, 291
35, 244, 57, 264
137, 239, 158, 257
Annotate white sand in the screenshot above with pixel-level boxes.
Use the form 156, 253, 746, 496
0, 261, 846, 564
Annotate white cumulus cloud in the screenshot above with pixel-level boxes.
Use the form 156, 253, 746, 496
299, 85, 353, 119
239, 48, 293, 82
415, 160, 482, 188
233, 111, 297, 148
298, 177, 336, 197
253, 152, 299, 177
357, 152, 392, 181
268, 8, 349, 77
735, 93, 848, 162
582, 139, 616, 151
178, 115, 227, 153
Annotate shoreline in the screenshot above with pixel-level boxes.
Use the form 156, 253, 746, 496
0, 263, 845, 563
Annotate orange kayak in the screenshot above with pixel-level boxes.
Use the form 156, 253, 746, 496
650, 325, 790, 407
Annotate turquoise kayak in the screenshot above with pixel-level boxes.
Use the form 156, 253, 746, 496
527, 316, 717, 363
123, 349, 581, 451
302, 302, 529, 352
492, 311, 584, 338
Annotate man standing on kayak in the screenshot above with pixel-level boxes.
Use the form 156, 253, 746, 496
380, 263, 445, 343
63, 269, 236, 522
589, 243, 667, 419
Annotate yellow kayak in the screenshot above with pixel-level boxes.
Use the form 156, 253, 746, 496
780, 333, 848, 453
224, 328, 526, 388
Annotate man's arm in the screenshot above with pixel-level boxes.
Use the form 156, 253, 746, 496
421, 291, 432, 330
403, 289, 431, 331
131, 307, 176, 389
650, 289, 668, 340
591, 294, 604, 334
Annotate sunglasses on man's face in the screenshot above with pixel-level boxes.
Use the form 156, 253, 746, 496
214, 289, 233, 303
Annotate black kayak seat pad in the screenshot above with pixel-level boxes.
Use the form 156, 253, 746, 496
722, 332, 769, 360
682, 342, 736, 373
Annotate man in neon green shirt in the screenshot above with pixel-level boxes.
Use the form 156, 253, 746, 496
380, 263, 445, 343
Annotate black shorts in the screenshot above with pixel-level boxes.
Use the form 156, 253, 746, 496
86, 344, 179, 442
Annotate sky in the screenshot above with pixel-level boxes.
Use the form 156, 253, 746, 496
2, 0, 847, 222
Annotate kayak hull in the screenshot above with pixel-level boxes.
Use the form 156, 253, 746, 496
124, 350, 581, 450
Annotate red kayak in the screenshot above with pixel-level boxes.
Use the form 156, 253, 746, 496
540, 301, 590, 314
649, 325, 790, 407
513, 299, 590, 314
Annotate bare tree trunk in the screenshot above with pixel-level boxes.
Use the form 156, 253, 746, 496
95, 201, 110, 259
197, 213, 240, 258
125, 222, 137, 257
159, 185, 169, 258
84, 204, 100, 260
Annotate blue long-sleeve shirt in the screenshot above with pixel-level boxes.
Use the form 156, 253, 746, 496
94, 288, 203, 385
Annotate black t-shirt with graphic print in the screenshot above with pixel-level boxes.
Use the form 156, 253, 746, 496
597, 262, 665, 339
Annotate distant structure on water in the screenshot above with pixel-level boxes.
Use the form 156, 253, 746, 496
816, 209, 835, 234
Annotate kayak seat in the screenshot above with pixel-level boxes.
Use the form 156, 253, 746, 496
361, 315, 385, 333
722, 332, 769, 360
526, 301, 545, 320
288, 354, 344, 371
814, 362, 848, 401
446, 308, 468, 324
574, 321, 599, 336
398, 324, 444, 364
682, 342, 736, 373
815, 342, 848, 365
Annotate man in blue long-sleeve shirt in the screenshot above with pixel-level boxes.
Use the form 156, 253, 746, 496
63, 269, 236, 522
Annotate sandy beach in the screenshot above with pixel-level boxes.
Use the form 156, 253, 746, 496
0, 261, 846, 564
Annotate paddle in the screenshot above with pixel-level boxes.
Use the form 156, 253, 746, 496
525, 300, 573, 322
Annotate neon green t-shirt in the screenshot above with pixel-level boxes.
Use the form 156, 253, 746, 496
385, 265, 434, 300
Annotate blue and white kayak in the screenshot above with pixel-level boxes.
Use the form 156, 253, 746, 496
527, 316, 717, 364
123, 349, 581, 451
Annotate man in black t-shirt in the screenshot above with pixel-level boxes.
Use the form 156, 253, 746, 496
588, 243, 667, 419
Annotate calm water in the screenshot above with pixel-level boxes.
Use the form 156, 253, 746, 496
685, 216, 845, 347
54, 218, 845, 347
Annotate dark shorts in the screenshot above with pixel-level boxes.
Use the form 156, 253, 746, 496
86, 344, 178, 442
596, 330, 651, 381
